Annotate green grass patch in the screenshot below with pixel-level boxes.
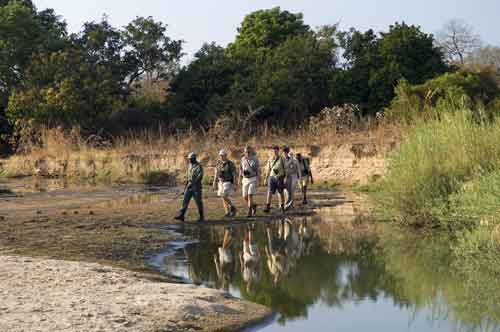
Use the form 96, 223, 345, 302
378, 111, 500, 228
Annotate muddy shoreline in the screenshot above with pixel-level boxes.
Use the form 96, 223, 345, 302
0, 179, 370, 331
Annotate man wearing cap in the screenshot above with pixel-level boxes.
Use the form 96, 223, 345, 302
264, 145, 286, 213
213, 149, 237, 218
174, 152, 204, 222
239, 145, 260, 217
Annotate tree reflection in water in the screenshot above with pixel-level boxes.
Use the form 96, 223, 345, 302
166, 216, 500, 332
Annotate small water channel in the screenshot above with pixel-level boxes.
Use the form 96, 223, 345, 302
149, 211, 500, 332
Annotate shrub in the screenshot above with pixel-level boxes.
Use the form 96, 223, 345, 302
379, 111, 500, 227
387, 69, 500, 123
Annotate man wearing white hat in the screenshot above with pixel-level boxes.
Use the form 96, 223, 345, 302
213, 149, 237, 218
175, 152, 204, 222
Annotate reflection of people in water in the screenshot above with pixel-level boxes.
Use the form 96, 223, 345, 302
214, 227, 236, 291
281, 218, 301, 268
240, 224, 261, 292
265, 220, 289, 284
298, 218, 313, 257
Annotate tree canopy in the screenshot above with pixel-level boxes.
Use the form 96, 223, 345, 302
0, 4, 462, 153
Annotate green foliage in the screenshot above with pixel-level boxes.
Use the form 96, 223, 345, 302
168, 43, 235, 127
228, 7, 309, 54
333, 23, 448, 114
122, 16, 183, 88
388, 69, 500, 122
170, 18, 338, 129
0, 4, 461, 151
379, 110, 500, 227
6, 49, 124, 137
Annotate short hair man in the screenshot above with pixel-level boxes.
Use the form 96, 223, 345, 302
174, 152, 204, 222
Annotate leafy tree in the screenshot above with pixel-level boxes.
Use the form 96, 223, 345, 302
168, 42, 235, 127
0, 0, 67, 150
332, 28, 380, 109
122, 16, 183, 89
6, 49, 124, 138
332, 23, 448, 114
227, 7, 309, 55
73, 16, 127, 83
246, 30, 337, 126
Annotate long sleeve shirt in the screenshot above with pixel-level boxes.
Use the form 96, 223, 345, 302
187, 162, 203, 187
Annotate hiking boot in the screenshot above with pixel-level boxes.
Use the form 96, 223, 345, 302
196, 217, 205, 223
174, 214, 184, 222
251, 204, 257, 216
263, 204, 271, 213
230, 206, 237, 217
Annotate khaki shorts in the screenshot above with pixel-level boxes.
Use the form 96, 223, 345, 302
242, 177, 258, 197
218, 181, 234, 198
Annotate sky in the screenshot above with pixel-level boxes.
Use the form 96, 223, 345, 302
34, 0, 500, 61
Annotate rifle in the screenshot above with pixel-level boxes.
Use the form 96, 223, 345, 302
173, 181, 190, 200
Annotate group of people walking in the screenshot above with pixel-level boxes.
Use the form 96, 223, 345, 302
174, 145, 314, 222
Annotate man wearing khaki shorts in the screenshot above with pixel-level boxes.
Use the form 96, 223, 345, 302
213, 149, 237, 218
240, 146, 260, 217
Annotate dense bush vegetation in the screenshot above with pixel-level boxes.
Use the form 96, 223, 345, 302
379, 110, 500, 227
0, 2, 453, 153
387, 69, 500, 122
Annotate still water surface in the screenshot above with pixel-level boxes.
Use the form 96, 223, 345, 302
149, 214, 499, 332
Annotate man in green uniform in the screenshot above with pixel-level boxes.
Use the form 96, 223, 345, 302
175, 152, 204, 222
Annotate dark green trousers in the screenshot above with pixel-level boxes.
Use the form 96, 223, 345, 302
179, 185, 204, 219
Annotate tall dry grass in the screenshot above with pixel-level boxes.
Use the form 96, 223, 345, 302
0, 110, 400, 184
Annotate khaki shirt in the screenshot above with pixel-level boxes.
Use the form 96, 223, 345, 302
266, 156, 285, 178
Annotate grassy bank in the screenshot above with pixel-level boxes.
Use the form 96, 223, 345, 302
378, 111, 500, 228
377, 108, 500, 289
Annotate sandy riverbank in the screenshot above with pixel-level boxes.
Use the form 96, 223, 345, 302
0, 255, 272, 332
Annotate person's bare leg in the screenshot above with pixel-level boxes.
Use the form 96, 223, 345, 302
222, 199, 229, 214
222, 229, 232, 249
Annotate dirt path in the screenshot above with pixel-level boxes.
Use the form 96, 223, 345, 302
0, 255, 271, 332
